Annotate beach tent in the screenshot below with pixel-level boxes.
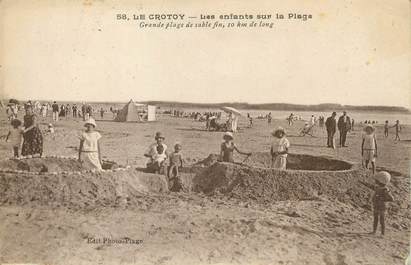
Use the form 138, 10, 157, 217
114, 99, 156, 122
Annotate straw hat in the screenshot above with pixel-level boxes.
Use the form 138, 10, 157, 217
223, 131, 234, 140
155, 132, 165, 140
374, 171, 391, 185
272, 126, 286, 136
84, 117, 97, 128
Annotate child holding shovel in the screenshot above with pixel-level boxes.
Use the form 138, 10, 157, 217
271, 127, 290, 170
219, 132, 251, 163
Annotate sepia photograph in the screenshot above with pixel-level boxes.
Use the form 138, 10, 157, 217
0, 0, 410, 264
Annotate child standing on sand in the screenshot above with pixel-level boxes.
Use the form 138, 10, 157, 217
6, 119, 24, 158
78, 118, 102, 170
392, 120, 401, 141
168, 143, 184, 191
384, 121, 389, 138
371, 171, 394, 236
219, 132, 251, 163
361, 125, 378, 174
271, 127, 290, 170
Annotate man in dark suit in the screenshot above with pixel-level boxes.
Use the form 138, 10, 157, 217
325, 112, 337, 148
337, 111, 351, 147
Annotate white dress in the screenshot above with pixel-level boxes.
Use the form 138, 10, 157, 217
271, 137, 290, 170
80, 131, 102, 170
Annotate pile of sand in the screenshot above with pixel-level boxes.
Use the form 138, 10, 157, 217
192, 162, 410, 218
0, 157, 95, 173
0, 168, 168, 209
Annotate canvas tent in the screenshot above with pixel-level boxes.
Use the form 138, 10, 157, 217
114, 99, 156, 122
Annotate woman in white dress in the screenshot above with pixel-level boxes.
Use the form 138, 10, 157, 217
78, 118, 102, 170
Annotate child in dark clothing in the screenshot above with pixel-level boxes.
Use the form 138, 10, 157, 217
392, 120, 401, 141
384, 120, 389, 138
371, 171, 394, 236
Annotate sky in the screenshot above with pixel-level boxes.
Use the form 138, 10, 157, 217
1, 0, 410, 108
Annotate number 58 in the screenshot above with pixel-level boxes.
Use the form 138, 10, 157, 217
117, 14, 128, 20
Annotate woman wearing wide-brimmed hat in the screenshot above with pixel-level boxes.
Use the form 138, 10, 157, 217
219, 132, 251, 163
144, 132, 168, 173
78, 117, 102, 170
21, 104, 43, 158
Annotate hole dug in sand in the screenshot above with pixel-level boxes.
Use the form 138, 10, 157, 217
191, 153, 374, 206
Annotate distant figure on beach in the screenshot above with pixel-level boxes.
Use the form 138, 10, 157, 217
86, 105, 93, 120
337, 111, 351, 147
144, 132, 168, 174
40, 104, 47, 119
52, 101, 59, 122
351, 119, 355, 131
310, 115, 316, 126
6, 119, 23, 158
100, 108, 105, 119
267, 112, 272, 124
271, 127, 290, 170
78, 118, 102, 170
384, 120, 389, 137
318, 116, 325, 128
361, 125, 377, 174
248, 115, 253, 128
219, 132, 251, 163
288, 113, 294, 126
371, 171, 394, 236
325, 112, 337, 149
72, 104, 78, 118
22, 104, 43, 158
392, 120, 401, 141
81, 104, 86, 121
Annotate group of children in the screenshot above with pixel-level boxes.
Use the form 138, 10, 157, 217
384, 120, 401, 140
3, 113, 397, 236
143, 132, 184, 191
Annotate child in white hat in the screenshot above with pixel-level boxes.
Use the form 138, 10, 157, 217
78, 118, 102, 170
271, 127, 290, 170
361, 125, 377, 174
220, 132, 251, 163
371, 171, 394, 236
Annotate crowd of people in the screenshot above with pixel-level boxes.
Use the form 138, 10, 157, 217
2, 100, 402, 235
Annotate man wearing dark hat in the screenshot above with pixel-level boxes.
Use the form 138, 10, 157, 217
337, 111, 352, 147
144, 132, 168, 173
325, 112, 337, 148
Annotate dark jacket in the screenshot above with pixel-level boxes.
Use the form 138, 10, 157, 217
325, 116, 337, 132
372, 186, 394, 212
337, 115, 351, 131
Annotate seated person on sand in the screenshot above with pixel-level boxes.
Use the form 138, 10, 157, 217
144, 132, 168, 173
78, 118, 102, 170
219, 132, 251, 163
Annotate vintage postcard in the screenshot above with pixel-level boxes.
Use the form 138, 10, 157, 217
0, 0, 410, 264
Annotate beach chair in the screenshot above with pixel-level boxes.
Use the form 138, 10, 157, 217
299, 123, 316, 137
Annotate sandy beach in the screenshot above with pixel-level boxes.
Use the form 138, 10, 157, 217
0, 110, 410, 265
